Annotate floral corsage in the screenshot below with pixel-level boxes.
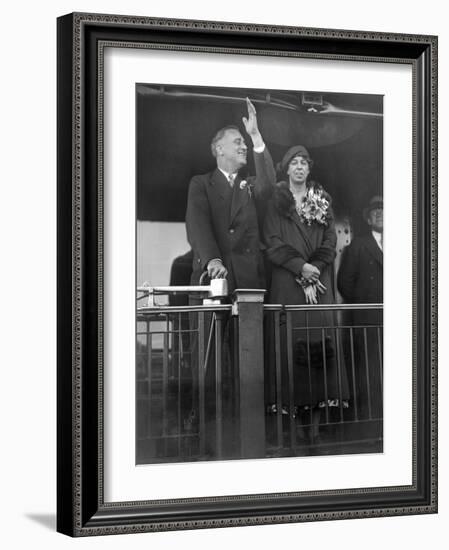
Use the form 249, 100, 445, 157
295, 186, 330, 226
239, 179, 253, 198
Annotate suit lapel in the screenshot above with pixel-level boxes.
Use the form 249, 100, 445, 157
230, 174, 249, 223
209, 169, 232, 202
364, 233, 383, 265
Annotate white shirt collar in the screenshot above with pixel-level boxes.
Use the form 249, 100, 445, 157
372, 230, 383, 251
218, 168, 238, 181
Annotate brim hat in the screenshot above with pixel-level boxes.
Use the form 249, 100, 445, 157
277, 145, 314, 174
363, 195, 383, 220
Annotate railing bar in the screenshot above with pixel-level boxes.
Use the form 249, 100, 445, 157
349, 328, 359, 421
290, 436, 383, 450
263, 303, 383, 311
137, 285, 219, 293
162, 317, 170, 455
283, 304, 383, 312
139, 325, 383, 334
177, 312, 182, 456
146, 321, 152, 441
363, 327, 372, 420
202, 314, 217, 372
306, 311, 313, 429
198, 312, 206, 456
290, 324, 382, 331
274, 311, 283, 449
136, 328, 200, 336
138, 305, 233, 315
137, 379, 167, 385
231, 316, 240, 449
215, 313, 223, 459
137, 349, 182, 356
138, 303, 382, 315
137, 377, 178, 383
241, 417, 384, 431
286, 312, 296, 449
136, 433, 199, 441
334, 323, 344, 422
377, 326, 383, 387
321, 328, 329, 424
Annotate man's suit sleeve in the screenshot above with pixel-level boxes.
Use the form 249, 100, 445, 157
337, 239, 360, 302
185, 175, 221, 271
252, 147, 276, 199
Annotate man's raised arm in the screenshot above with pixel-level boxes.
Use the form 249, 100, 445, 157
242, 98, 276, 197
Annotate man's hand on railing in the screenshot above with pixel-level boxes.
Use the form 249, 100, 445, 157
207, 259, 228, 279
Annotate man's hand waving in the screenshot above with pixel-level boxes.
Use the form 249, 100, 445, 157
242, 98, 264, 149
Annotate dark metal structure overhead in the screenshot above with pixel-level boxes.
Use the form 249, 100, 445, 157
137, 84, 383, 229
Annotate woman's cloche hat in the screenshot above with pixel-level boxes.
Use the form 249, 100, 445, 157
277, 145, 314, 174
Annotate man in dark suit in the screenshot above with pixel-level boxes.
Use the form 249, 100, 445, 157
337, 196, 383, 422
338, 196, 383, 325
185, 100, 275, 457
186, 98, 275, 293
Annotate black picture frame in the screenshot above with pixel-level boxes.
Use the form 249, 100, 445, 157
57, 12, 437, 536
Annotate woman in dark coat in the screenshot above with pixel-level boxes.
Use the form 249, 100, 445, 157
264, 145, 349, 441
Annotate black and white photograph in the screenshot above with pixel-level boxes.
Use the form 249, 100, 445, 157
52, 6, 437, 540
135, 84, 384, 464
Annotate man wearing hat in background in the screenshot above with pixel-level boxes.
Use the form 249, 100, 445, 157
337, 196, 383, 322
337, 196, 383, 422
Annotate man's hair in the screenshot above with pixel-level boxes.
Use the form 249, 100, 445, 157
210, 125, 241, 158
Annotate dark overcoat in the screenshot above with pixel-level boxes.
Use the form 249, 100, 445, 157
263, 183, 349, 408
185, 148, 275, 292
337, 233, 383, 419
264, 183, 337, 307
337, 233, 383, 325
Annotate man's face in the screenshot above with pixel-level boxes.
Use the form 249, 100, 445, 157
287, 155, 310, 185
216, 129, 248, 170
367, 207, 383, 232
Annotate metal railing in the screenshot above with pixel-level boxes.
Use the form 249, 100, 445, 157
136, 298, 383, 463
263, 304, 383, 455
137, 304, 233, 463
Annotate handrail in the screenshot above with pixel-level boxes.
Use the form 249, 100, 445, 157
137, 277, 228, 307
264, 303, 383, 312
137, 304, 233, 315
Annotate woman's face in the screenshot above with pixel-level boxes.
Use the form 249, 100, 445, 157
287, 155, 310, 185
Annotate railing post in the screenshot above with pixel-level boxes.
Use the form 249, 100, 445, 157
232, 289, 265, 458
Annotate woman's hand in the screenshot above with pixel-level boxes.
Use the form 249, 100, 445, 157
303, 284, 318, 305
301, 263, 320, 282
315, 280, 327, 294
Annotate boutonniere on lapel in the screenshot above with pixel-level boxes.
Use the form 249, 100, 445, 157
239, 180, 253, 198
